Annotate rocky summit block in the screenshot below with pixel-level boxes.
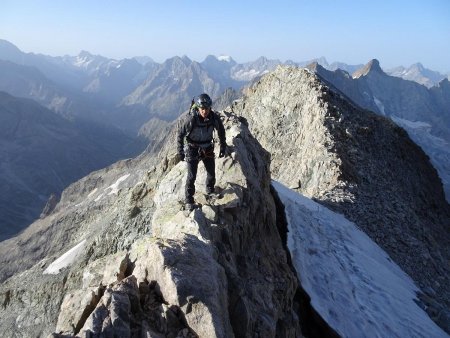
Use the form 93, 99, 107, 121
0, 111, 301, 338
232, 65, 450, 333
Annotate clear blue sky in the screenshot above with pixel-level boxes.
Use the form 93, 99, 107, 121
1, 0, 449, 72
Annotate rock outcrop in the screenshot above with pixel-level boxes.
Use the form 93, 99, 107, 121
0, 111, 303, 337
2, 64, 449, 337
307, 60, 450, 201
231, 65, 450, 332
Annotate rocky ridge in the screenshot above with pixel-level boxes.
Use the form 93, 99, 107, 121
0, 111, 315, 337
308, 60, 450, 202
231, 65, 450, 332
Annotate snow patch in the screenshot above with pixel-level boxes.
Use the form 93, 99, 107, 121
273, 181, 448, 338
43, 239, 87, 274
107, 174, 130, 195
88, 188, 98, 198
392, 116, 432, 130
373, 96, 386, 115
74, 56, 93, 68
218, 55, 232, 62
232, 69, 261, 81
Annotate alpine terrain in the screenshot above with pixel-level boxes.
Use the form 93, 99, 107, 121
308, 60, 450, 201
232, 65, 450, 334
0, 65, 449, 338
0, 91, 142, 240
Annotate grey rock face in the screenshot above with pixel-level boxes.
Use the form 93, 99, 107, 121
309, 60, 450, 201
0, 111, 301, 337
231, 65, 450, 332
311, 60, 450, 141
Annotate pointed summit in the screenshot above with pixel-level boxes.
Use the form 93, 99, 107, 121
202, 55, 236, 66
436, 77, 450, 90
353, 59, 384, 78
181, 55, 192, 65
411, 62, 425, 72
305, 61, 326, 73
217, 55, 235, 63
78, 50, 93, 58
0, 39, 25, 62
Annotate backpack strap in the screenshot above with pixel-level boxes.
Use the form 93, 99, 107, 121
187, 110, 198, 138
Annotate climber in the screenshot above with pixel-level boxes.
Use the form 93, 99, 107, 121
177, 93, 227, 211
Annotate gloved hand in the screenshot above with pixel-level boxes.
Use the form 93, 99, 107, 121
219, 145, 226, 158
178, 152, 185, 161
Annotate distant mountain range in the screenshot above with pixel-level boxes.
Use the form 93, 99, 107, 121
386, 63, 448, 88
1, 65, 449, 337
2, 39, 448, 117
1, 38, 449, 238
0, 91, 143, 240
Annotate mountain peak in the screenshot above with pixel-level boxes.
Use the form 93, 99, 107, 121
353, 59, 383, 78
0, 39, 21, 51
181, 55, 191, 64
0, 39, 24, 61
203, 54, 217, 62
217, 55, 234, 63
164, 55, 191, 67
436, 77, 450, 89
305, 61, 326, 73
78, 50, 93, 58
411, 62, 425, 71
203, 54, 235, 64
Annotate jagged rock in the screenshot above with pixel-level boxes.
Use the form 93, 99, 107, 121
309, 60, 450, 201
232, 65, 450, 333
0, 111, 302, 337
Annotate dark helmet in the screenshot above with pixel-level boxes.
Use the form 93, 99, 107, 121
196, 93, 212, 108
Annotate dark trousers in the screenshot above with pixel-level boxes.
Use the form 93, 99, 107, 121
185, 150, 215, 203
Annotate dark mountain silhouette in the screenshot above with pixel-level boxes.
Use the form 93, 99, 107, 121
0, 92, 143, 240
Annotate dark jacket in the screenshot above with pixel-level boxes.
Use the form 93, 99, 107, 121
177, 110, 226, 155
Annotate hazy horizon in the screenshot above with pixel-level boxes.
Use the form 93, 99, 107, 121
1, 0, 449, 72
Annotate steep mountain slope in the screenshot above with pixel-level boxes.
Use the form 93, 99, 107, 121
312, 59, 450, 140
0, 39, 84, 89
1, 66, 449, 337
82, 58, 147, 102
230, 56, 285, 82
65, 51, 155, 104
275, 181, 449, 338
0, 59, 136, 129
308, 60, 450, 201
232, 65, 450, 331
0, 112, 307, 338
0, 60, 75, 115
200, 55, 242, 88
121, 56, 227, 121
0, 92, 143, 240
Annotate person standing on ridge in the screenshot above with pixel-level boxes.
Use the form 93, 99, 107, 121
177, 93, 227, 211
